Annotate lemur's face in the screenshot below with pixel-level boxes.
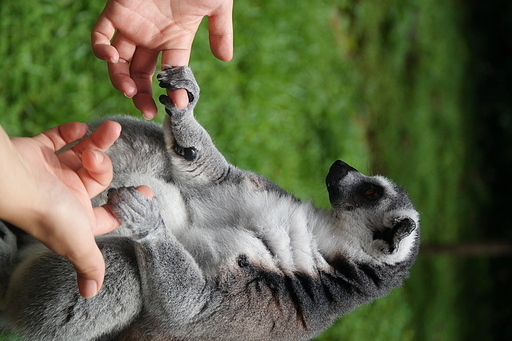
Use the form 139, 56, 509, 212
326, 160, 419, 264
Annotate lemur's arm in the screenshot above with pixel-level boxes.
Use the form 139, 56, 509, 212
107, 186, 212, 325
1, 229, 142, 341
158, 67, 232, 187
158, 67, 290, 195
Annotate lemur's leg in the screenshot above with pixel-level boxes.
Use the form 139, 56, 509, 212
2, 234, 142, 341
107, 187, 212, 328
157, 67, 233, 187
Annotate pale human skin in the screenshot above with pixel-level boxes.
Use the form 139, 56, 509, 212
91, 0, 234, 119
0, 121, 152, 298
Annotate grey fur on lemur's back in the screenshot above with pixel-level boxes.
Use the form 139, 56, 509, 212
0, 67, 420, 341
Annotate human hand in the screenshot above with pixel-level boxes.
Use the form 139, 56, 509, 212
0, 121, 140, 298
92, 0, 234, 119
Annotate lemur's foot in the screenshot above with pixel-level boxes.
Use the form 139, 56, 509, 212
107, 187, 163, 239
157, 66, 199, 117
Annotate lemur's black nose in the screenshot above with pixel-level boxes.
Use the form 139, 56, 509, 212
329, 160, 358, 178
326, 160, 359, 189
326, 161, 360, 207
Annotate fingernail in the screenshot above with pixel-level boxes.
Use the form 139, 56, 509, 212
79, 278, 99, 298
123, 87, 136, 98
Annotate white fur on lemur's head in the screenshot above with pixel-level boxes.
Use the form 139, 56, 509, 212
324, 160, 420, 266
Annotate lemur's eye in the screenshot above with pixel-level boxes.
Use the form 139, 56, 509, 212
365, 188, 374, 196
362, 184, 382, 201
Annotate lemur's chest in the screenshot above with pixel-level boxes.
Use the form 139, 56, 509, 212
172, 187, 325, 277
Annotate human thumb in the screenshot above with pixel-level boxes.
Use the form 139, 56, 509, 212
71, 246, 105, 298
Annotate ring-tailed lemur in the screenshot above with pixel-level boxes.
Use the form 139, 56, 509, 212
0, 67, 420, 341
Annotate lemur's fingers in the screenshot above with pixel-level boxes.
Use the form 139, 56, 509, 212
106, 186, 161, 239
157, 66, 199, 105
93, 186, 153, 236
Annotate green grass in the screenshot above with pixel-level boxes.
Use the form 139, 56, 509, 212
0, 0, 490, 340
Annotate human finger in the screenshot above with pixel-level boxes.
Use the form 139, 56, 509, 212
91, 16, 119, 63
161, 48, 191, 69
135, 185, 154, 199
91, 205, 121, 236
167, 89, 190, 110
161, 48, 192, 110
71, 121, 121, 156
61, 121, 121, 171
69, 242, 105, 298
79, 149, 114, 199
208, 8, 234, 62
42, 222, 106, 298
33, 122, 88, 152
108, 34, 138, 98
129, 47, 159, 119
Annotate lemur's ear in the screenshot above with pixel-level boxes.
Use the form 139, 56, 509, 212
373, 217, 417, 254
